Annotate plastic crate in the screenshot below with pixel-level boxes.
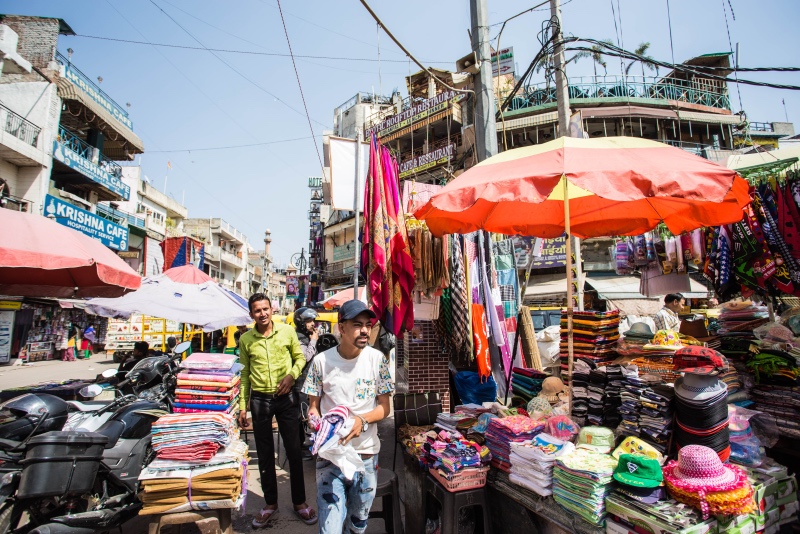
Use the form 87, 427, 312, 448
429, 466, 489, 492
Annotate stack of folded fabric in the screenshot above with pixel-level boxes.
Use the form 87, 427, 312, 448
604, 364, 626, 427
454, 403, 491, 418
174, 353, 241, 415
509, 433, 575, 496
749, 384, 800, 439
637, 383, 675, 454
717, 301, 770, 333
587, 367, 607, 426
151, 412, 237, 461
560, 310, 620, 367
552, 448, 618, 526
510, 368, 549, 402
485, 415, 544, 473
569, 359, 593, 425
140, 413, 247, 515
435, 412, 476, 434
421, 429, 491, 475
662, 445, 755, 520
673, 347, 731, 461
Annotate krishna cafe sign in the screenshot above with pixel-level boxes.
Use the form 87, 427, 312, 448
45, 194, 129, 251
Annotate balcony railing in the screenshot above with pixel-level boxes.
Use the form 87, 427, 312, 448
211, 218, 246, 244
663, 140, 718, 159
498, 75, 731, 114
0, 101, 40, 147
96, 204, 145, 229
221, 249, 244, 268
57, 127, 122, 178
749, 122, 775, 133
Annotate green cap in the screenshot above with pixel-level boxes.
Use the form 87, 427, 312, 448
613, 453, 664, 488
576, 426, 615, 453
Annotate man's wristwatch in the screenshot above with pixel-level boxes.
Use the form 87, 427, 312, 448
356, 414, 368, 433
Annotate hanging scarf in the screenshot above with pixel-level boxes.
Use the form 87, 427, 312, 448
754, 190, 798, 293
777, 184, 800, 260
449, 236, 469, 353
472, 303, 491, 381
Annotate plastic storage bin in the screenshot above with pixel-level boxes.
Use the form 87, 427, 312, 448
429, 466, 489, 493
17, 431, 108, 498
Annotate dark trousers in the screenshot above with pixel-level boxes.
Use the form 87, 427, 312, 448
250, 391, 306, 506
294, 363, 311, 447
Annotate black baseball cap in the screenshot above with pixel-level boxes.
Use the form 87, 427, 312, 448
338, 300, 377, 322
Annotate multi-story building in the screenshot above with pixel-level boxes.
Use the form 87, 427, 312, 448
734, 121, 795, 152
0, 15, 144, 258
182, 218, 249, 296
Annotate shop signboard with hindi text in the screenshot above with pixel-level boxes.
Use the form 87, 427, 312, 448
45, 194, 129, 251
399, 144, 455, 178
365, 90, 465, 139
513, 235, 567, 269
491, 47, 515, 77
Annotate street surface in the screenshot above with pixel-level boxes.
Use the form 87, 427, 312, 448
0, 355, 400, 533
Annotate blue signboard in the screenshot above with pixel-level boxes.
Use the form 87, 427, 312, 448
44, 195, 129, 251
63, 65, 134, 131
52, 140, 130, 201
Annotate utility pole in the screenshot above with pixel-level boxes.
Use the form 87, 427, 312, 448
470, 0, 498, 161
550, 0, 570, 136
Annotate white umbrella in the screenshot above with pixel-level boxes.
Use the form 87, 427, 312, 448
85, 265, 251, 331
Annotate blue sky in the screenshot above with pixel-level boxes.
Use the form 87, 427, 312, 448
7, 0, 800, 264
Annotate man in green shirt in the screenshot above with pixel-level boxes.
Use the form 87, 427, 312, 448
238, 293, 317, 527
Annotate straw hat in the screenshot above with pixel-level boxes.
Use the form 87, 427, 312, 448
538, 376, 568, 403
662, 445, 745, 490
643, 330, 682, 351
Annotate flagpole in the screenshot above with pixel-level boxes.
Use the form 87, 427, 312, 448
563, 175, 574, 416
352, 131, 363, 297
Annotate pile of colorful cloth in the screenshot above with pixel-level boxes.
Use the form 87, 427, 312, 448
616, 373, 674, 454
510, 368, 548, 402
421, 429, 491, 476
560, 310, 620, 367
509, 433, 575, 496
485, 415, 544, 473
435, 412, 476, 434
138, 438, 248, 515
151, 412, 238, 461
174, 353, 241, 414
552, 448, 618, 526
568, 358, 593, 425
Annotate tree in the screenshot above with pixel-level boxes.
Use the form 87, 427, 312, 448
626, 42, 659, 79
535, 38, 613, 78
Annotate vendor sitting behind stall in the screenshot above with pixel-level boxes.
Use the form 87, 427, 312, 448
118, 341, 149, 375
653, 293, 684, 332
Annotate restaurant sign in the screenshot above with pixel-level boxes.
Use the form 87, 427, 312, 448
491, 47, 515, 76
45, 195, 129, 251
52, 140, 130, 200
399, 144, 455, 178
63, 64, 134, 131
366, 90, 465, 139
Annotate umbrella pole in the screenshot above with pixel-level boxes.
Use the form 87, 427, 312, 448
563, 176, 575, 416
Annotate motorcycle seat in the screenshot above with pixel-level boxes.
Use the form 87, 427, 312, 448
68, 400, 109, 412
96, 420, 125, 449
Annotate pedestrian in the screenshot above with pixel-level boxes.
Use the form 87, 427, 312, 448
293, 307, 319, 459
653, 293, 685, 332
303, 300, 394, 534
63, 327, 77, 361
238, 293, 317, 527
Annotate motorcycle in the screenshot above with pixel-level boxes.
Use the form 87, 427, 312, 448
64, 342, 191, 433
0, 342, 192, 533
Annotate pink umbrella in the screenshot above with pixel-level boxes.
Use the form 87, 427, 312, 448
322, 287, 367, 310
0, 208, 141, 298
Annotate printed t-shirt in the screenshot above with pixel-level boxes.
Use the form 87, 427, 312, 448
303, 345, 394, 455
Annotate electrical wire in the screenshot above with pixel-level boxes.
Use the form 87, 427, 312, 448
147, 135, 321, 154
72, 34, 449, 64
275, 0, 324, 175
721, 0, 744, 112
148, 0, 329, 128
488, 0, 578, 29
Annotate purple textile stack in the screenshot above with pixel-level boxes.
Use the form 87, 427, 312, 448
485, 415, 544, 473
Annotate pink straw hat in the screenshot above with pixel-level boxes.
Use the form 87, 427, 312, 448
662, 445, 747, 491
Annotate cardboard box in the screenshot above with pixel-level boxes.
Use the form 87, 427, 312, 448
715, 515, 755, 534
775, 475, 797, 501
605, 496, 717, 534
775, 492, 797, 508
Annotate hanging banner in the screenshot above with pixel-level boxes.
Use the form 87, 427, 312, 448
399, 144, 455, 178
286, 276, 299, 299
365, 90, 466, 139
328, 136, 369, 211
45, 194, 128, 251
491, 47, 515, 77
514, 236, 567, 269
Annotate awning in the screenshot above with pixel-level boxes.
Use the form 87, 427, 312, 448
586, 275, 711, 300
56, 77, 144, 156
524, 273, 568, 301
579, 106, 677, 119
497, 111, 558, 132
677, 111, 743, 125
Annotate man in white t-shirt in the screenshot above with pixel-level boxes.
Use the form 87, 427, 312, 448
302, 300, 394, 534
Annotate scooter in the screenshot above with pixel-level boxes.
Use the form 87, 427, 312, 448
0, 344, 192, 534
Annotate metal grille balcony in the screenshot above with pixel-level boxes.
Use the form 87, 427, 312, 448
499, 75, 731, 114
96, 204, 145, 229
0, 101, 40, 147
57, 126, 122, 177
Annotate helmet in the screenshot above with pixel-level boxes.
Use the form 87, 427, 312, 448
294, 307, 318, 326
0, 393, 68, 442
317, 333, 339, 352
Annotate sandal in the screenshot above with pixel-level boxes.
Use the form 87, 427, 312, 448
252, 507, 279, 528
294, 506, 318, 525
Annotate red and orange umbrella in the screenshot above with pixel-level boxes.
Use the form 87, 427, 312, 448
414, 136, 751, 411
415, 136, 750, 238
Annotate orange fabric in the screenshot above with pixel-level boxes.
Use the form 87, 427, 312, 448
413, 136, 751, 238
472, 304, 491, 381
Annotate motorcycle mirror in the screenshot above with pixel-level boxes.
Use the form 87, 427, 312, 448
80, 384, 105, 399
174, 341, 192, 355
101, 369, 118, 378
